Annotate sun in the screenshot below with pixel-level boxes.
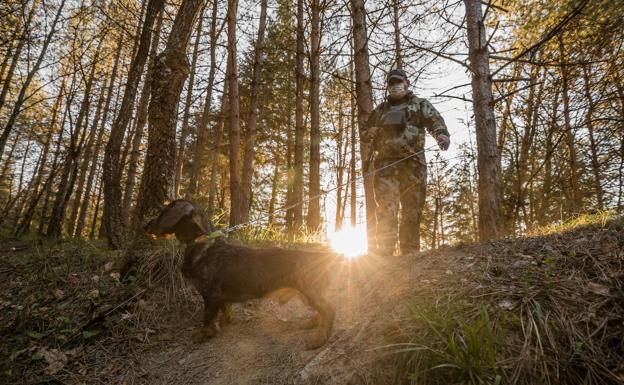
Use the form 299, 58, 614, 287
327, 225, 368, 259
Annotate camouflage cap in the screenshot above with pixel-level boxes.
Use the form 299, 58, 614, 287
387, 69, 407, 82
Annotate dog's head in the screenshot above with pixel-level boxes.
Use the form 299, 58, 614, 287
144, 199, 213, 244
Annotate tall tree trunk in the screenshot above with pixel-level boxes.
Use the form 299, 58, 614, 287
511, 66, 542, 232
0, 0, 65, 156
76, 39, 124, 237
15, 79, 66, 235
496, 62, 522, 169
558, 34, 579, 214
307, 0, 321, 232
133, 0, 206, 233
67, 79, 108, 236
90, 171, 104, 238
350, 0, 376, 250
614, 71, 624, 212
538, 89, 559, 226
291, 0, 305, 233
103, 0, 165, 249
46, 49, 99, 237
335, 102, 345, 231
464, 0, 503, 241
241, 0, 268, 220
349, 62, 357, 227
227, 0, 243, 227
582, 65, 604, 210
174, 11, 204, 197
38, 88, 72, 235
122, 11, 164, 220
267, 152, 281, 227
207, 89, 228, 218
392, 0, 402, 69
187, 0, 221, 198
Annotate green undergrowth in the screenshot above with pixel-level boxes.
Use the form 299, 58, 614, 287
384, 216, 624, 385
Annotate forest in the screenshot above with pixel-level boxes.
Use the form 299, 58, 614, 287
0, 0, 623, 384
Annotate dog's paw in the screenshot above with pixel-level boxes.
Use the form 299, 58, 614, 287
305, 330, 328, 350
192, 325, 216, 343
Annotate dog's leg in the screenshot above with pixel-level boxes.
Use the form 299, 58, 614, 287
220, 303, 233, 325
194, 294, 222, 342
299, 289, 335, 349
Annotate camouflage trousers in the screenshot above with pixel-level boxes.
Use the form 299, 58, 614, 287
373, 155, 427, 255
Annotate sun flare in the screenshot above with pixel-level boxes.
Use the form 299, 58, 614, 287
327, 225, 368, 259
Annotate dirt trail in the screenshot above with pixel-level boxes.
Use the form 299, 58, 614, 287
125, 251, 459, 385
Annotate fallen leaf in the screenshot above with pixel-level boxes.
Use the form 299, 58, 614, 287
498, 299, 514, 310
53, 289, 64, 300
587, 282, 610, 296
40, 348, 67, 375
83, 329, 100, 339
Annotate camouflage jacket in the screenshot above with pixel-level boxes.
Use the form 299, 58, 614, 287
362, 92, 449, 160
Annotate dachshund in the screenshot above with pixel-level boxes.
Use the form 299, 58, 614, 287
144, 199, 338, 349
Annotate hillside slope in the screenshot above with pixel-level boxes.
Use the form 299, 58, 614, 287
1, 217, 622, 384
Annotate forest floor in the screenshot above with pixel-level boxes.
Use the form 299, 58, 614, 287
1, 215, 623, 384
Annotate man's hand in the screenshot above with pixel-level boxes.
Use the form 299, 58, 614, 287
436, 134, 450, 151
365, 126, 381, 142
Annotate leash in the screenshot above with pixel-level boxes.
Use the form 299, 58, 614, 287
223, 144, 441, 234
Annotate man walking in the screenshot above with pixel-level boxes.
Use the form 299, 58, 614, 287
362, 69, 450, 255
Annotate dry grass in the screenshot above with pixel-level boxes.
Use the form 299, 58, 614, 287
0, 236, 202, 384
384, 216, 624, 385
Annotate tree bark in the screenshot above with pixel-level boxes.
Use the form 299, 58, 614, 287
241, 0, 268, 220
67, 78, 108, 237
268, 152, 281, 227
291, 0, 305, 233
174, 11, 204, 197
75, 39, 124, 237
392, 0, 402, 69
307, 0, 321, 232
103, 0, 165, 248
133, 0, 206, 233
349, 62, 357, 227
47, 46, 100, 237
335, 101, 345, 231
122, 11, 163, 221
15, 79, 66, 236
38, 85, 72, 235
464, 0, 503, 241
350, 0, 376, 250
227, 0, 243, 227
187, 0, 221, 198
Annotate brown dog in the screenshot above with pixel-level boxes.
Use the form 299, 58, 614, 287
144, 200, 337, 349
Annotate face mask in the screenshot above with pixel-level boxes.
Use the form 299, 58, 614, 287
388, 81, 407, 98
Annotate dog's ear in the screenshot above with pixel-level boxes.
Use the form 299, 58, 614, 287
156, 200, 195, 231
190, 209, 211, 235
